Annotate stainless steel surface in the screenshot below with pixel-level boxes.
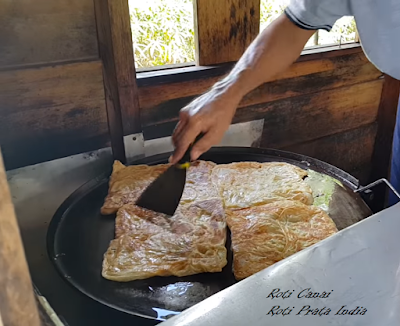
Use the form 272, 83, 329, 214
161, 203, 400, 326
124, 133, 145, 161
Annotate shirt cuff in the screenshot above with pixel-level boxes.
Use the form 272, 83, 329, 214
285, 6, 332, 32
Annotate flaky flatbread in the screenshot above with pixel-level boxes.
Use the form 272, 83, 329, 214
101, 160, 337, 283
101, 161, 170, 215
102, 199, 227, 281
226, 200, 338, 280
211, 162, 313, 209
101, 160, 218, 215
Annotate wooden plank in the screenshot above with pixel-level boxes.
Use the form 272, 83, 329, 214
282, 123, 378, 174
0, 0, 98, 68
369, 74, 400, 211
194, 0, 260, 65
0, 61, 109, 170
142, 80, 382, 142
140, 63, 382, 139
139, 52, 378, 112
0, 151, 40, 326
143, 121, 178, 141
106, 0, 141, 135
239, 58, 381, 108
94, 0, 128, 163
259, 80, 383, 148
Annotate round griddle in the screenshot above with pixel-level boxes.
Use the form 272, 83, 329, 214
47, 147, 372, 321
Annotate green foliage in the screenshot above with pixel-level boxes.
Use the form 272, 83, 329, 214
129, 0, 195, 68
332, 16, 357, 43
260, 0, 289, 31
130, 0, 357, 68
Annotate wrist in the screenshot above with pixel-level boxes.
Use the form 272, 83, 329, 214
211, 75, 246, 106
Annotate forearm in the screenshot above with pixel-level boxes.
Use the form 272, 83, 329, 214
212, 14, 314, 102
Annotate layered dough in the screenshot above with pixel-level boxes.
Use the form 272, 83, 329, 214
101, 161, 171, 215
102, 160, 227, 281
101, 160, 219, 215
102, 199, 227, 281
101, 160, 337, 282
226, 200, 338, 280
211, 162, 314, 209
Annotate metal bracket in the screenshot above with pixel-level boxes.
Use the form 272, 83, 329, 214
355, 178, 400, 199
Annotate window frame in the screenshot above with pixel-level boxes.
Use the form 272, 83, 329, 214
131, 0, 360, 73
136, 43, 362, 83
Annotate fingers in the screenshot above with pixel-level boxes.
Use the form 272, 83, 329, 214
172, 110, 189, 146
169, 121, 202, 164
190, 130, 221, 161
172, 121, 184, 147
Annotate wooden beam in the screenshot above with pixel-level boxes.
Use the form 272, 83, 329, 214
0, 150, 40, 326
194, 0, 260, 65
369, 75, 400, 210
107, 0, 141, 135
95, 0, 140, 163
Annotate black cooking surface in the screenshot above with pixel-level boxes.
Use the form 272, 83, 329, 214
47, 147, 372, 321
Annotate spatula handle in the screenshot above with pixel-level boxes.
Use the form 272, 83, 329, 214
178, 133, 204, 164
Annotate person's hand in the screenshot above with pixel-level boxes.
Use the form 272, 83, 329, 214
169, 88, 241, 164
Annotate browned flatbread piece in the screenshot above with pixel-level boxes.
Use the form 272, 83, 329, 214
102, 199, 227, 281
101, 160, 218, 215
226, 200, 338, 280
211, 162, 314, 209
101, 161, 170, 215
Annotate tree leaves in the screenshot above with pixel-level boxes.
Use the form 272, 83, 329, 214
129, 0, 195, 68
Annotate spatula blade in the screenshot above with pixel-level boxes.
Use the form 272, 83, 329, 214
135, 165, 187, 216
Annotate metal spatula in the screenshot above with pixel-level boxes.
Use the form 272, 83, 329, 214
135, 135, 202, 216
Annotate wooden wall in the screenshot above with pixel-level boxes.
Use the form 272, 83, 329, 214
138, 46, 384, 183
0, 0, 398, 186
0, 0, 109, 170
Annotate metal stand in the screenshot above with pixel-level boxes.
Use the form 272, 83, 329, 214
355, 178, 400, 209
356, 178, 400, 199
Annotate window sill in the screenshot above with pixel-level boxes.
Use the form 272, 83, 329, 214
136, 42, 361, 87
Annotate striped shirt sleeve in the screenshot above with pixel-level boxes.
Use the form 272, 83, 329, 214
285, 0, 353, 32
